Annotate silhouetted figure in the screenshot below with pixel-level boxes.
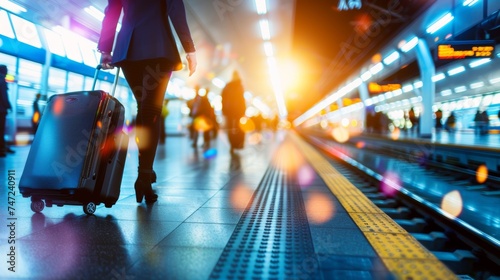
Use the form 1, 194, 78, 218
408, 107, 418, 133
0, 65, 12, 157
190, 88, 215, 149
221, 71, 246, 153
444, 111, 456, 133
480, 110, 489, 135
435, 109, 443, 132
32, 93, 41, 135
474, 110, 482, 135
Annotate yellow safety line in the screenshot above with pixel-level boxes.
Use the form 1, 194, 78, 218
289, 133, 458, 280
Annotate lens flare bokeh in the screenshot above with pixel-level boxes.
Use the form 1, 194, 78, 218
380, 172, 401, 197
441, 190, 463, 218
193, 116, 213, 132
230, 183, 254, 210
297, 165, 315, 189
134, 127, 150, 149
305, 192, 335, 224
476, 165, 488, 184
247, 132, 262, 145
273, 142, 304, 172
239, 117, 255, 133
356, 141, 366, 149
52, 97, 65, 116
390, 127, 401, 140
331, 127, 349, 143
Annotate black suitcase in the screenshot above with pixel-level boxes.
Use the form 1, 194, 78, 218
19, 67, 128, 215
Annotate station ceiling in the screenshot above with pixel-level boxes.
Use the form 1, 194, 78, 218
13, 0, 434, 120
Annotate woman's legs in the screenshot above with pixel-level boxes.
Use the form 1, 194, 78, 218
121, 59, 172, 202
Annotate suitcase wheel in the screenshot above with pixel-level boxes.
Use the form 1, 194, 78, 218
83, 202, 97, 215
30, 200, 45, 213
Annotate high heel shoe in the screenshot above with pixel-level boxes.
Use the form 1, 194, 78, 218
134, 178, 147, 203
135, 178, 158, 204
144, 190, 158, 204
135, 170, 158, 204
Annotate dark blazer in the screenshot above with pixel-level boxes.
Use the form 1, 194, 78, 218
98, 0, 195, 70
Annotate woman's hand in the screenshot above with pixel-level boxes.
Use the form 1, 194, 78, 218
100, 52, 114, 70
186, 52, 197, 76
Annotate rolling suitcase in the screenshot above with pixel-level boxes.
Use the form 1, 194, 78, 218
19, 66, 128, 215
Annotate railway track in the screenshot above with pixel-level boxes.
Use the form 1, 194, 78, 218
300, 132, 500, 279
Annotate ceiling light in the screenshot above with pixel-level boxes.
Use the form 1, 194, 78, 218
463, 0, 478, 6
401, 37, 418, 52
84, 6, 104, 21
489, 77, 500, 84
454, 86, 467, 93
432, 73, 445, 82
470, 82, 484, 89
440, 89, 452, 96
263, 41, 273, 57
447, 66, 465, 76
469, 58, 491, 68
255, 0, 267, 15
212, 77, 226, 88
0, 0, 26, 14
259, 19, 270, 40
383, 51, 400, 65
369, 63, 383, 75
426, 13, 454, 34
413, 81, 423, 88
360, 71, 371, 81
402, 84, 413, 92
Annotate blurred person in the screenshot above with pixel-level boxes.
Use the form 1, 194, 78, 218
435, 109, 443, 132
444, 111, 456, 133
189, 88, 215, 149
186, 85, 200, 141
221, 71, 246, 153
408, 107, 418, 134
0, 65, 12, 157
480, 110, 489, 135
32, 93, 42, 135
98, 0, 197, 204
473, 109, 482, 135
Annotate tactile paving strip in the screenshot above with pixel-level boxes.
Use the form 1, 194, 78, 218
289, 133, 458, 280
209, 151, 320, 279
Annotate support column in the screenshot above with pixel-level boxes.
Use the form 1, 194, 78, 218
359, 81, 370, 131
38, 29, 51, 98
415, 39, 435, 138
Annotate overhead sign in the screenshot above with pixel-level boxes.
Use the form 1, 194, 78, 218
337, 0, 362, 11
368, 83, 401, 93
437, 40, 495, 60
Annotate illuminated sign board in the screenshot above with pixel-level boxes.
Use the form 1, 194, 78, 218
368, 83, 401, 93
437, 40, 495, 60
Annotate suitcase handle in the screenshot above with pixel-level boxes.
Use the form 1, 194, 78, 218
92, 65, 121, 97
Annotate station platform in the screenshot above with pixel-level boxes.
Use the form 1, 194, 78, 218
0, 129, 465, 279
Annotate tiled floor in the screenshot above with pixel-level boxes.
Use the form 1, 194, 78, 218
0, 130, 281, 279
2, 128, 496, 279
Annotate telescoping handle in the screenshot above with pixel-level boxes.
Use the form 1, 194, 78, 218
92, 65, 121, 97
